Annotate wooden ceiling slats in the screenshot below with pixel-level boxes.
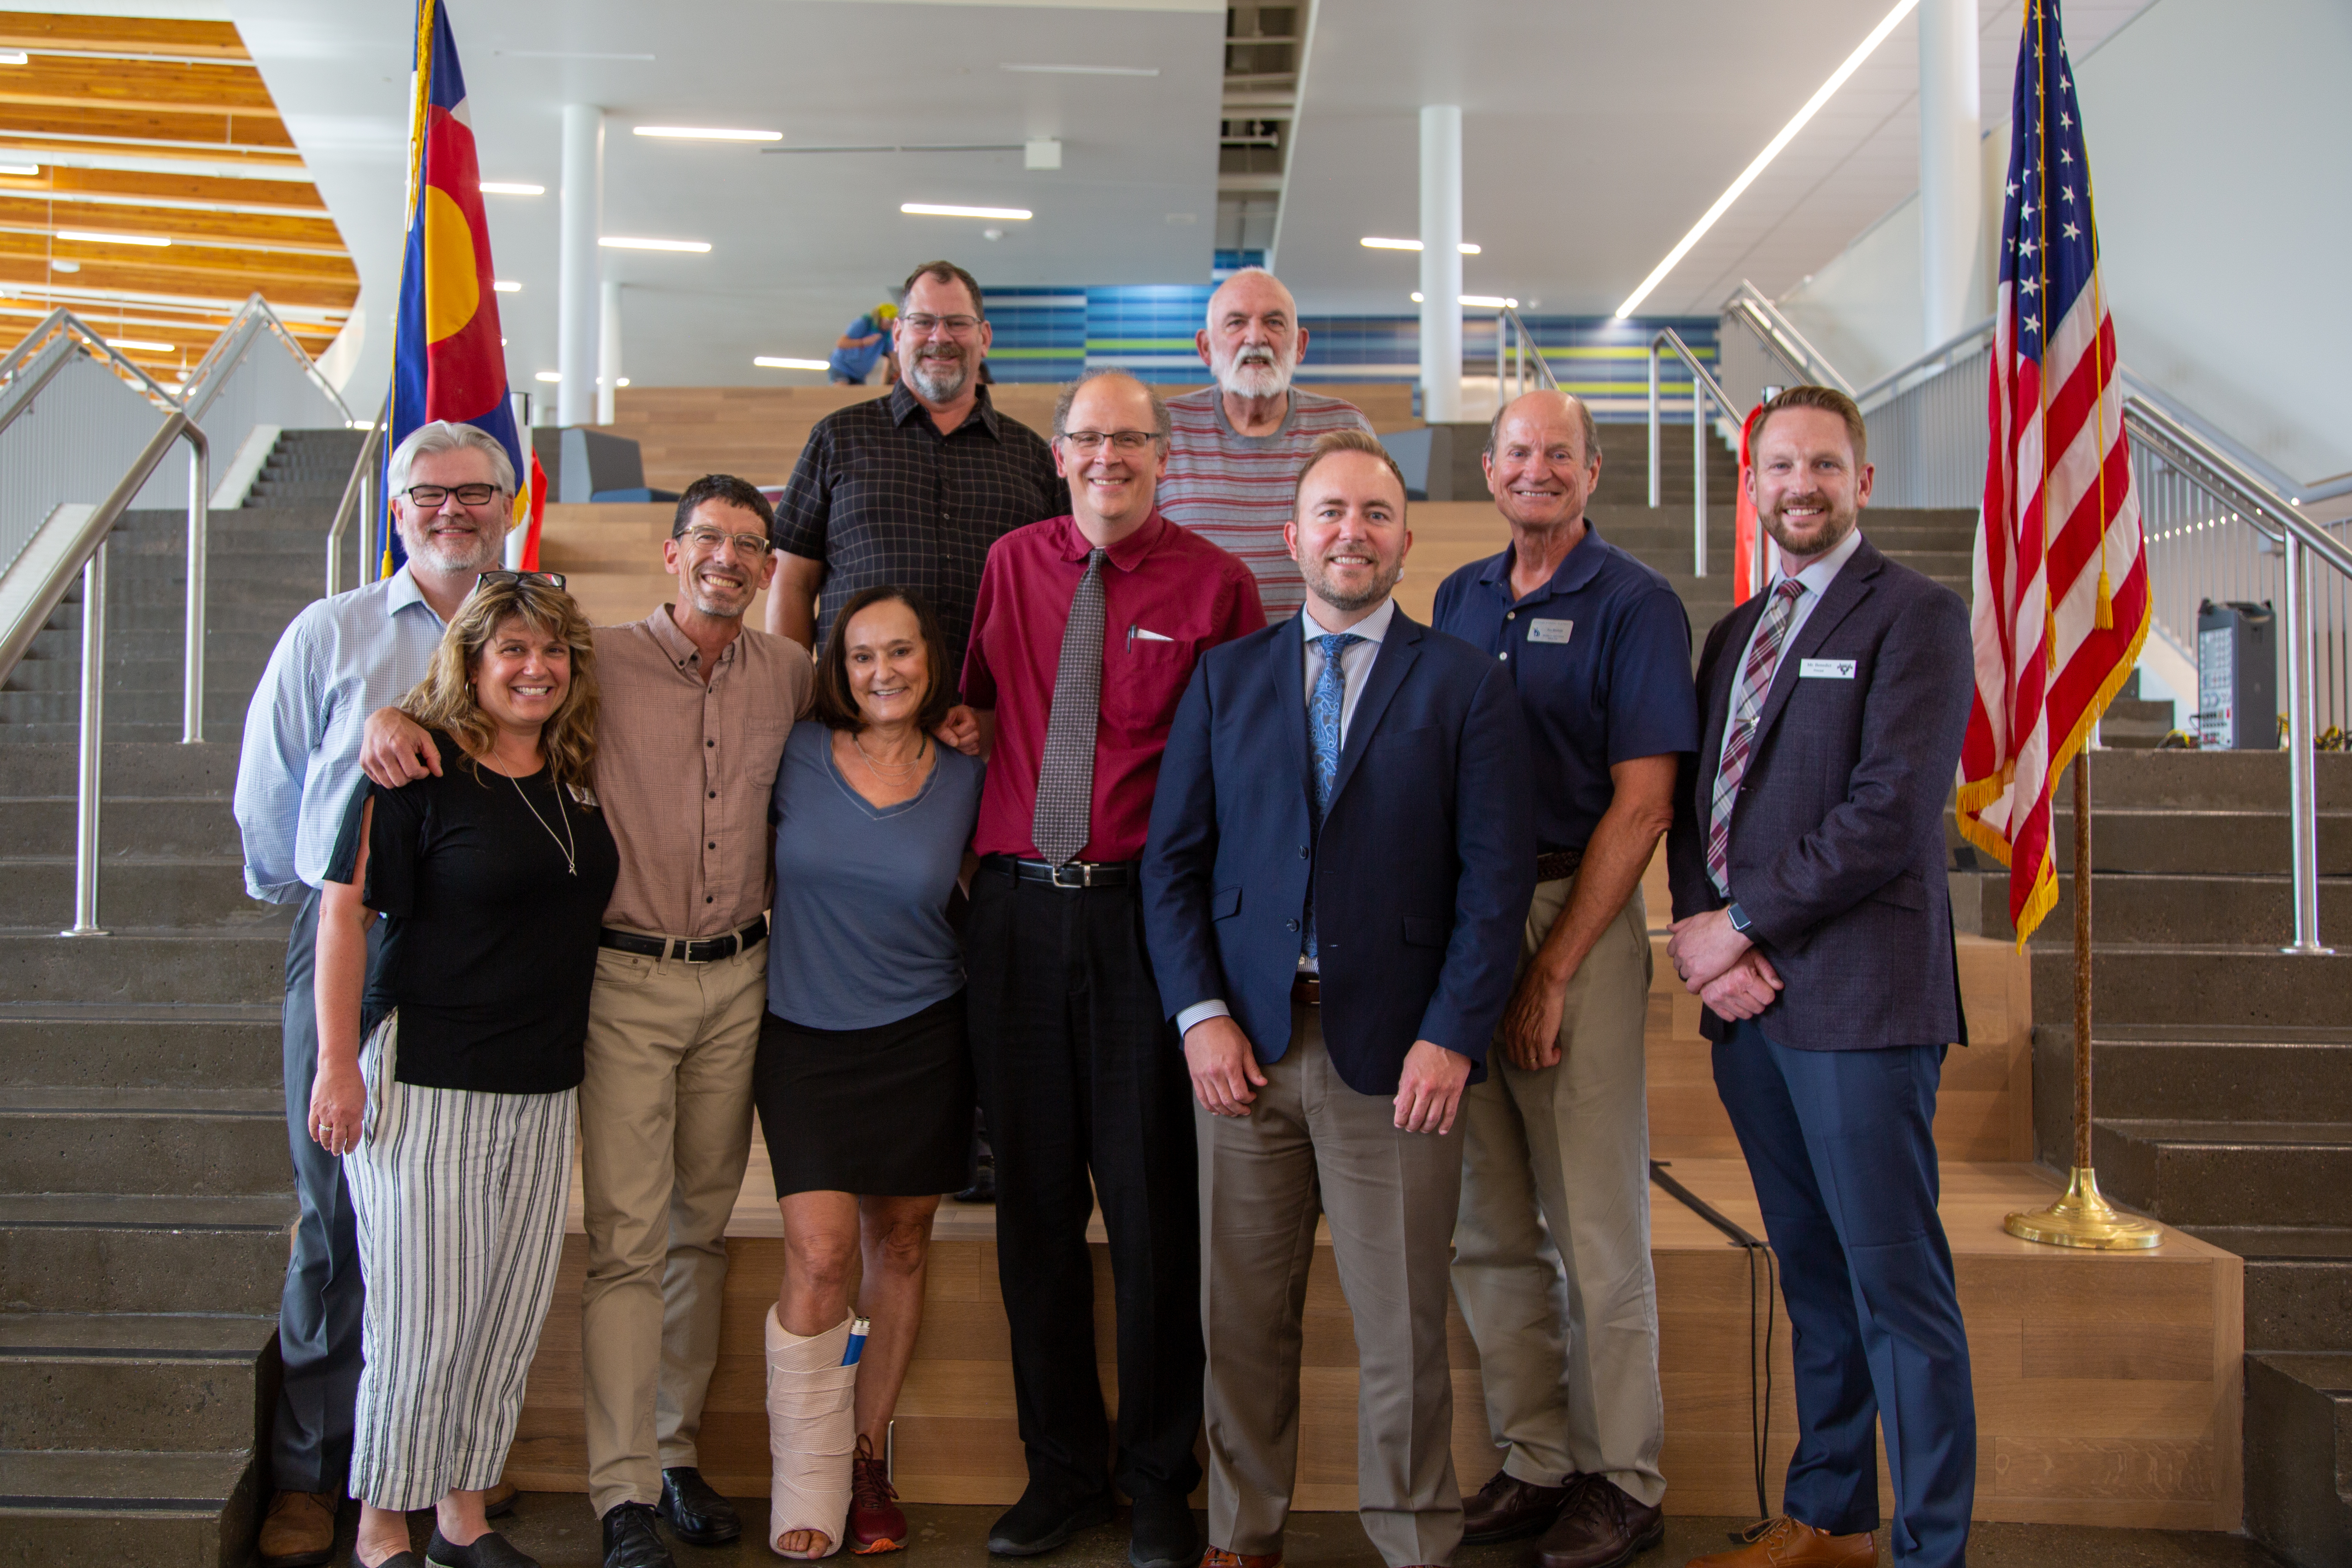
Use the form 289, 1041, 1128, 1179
0, 165, 328, 210
0, 13, 247, 58
0, 194, 346, 248
0, 58, 278, 116
0, 104, 294, 148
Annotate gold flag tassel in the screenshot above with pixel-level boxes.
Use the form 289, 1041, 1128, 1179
2094, 564, 2115, 630
2046, 609, 2058, 672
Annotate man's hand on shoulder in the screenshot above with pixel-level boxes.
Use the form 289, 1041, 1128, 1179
1699, 949, 1783, 1020
360, 707, 440, 788
1184, 1015, 1267, 1117
1393, 1041, 1471, 1135
933, 704, 982, 758
1668, 906, 1751, 994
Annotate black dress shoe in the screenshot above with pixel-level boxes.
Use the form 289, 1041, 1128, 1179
657, 1468, 742, 1547
603, 1503, 676, 1568
1532, 1476, 1664, 1568
1461, 1469, 1576, 1544
425, 1528, 540, 1568
1127, 1493, 1201, 1568
987, 1487, 1116, 1556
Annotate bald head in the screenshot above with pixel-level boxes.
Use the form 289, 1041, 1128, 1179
1485, 390, 1601, 469
1199, 267, 1305, 401
1483, 390, 1604, 537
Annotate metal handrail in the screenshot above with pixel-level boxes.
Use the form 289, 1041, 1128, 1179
1494, 306, 1559, 403
1721, 281, 1855, 396
0, 307, 184, 423
1648, 328, 1735, 578
325, 387, 391, 597
1853, 316, 1997, 410
180, 293, 354, 426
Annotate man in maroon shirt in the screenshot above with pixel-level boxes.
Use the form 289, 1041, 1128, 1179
962, 369, 1264, 1568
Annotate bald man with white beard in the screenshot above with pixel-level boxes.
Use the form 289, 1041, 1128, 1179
1159, 267, 1374, 618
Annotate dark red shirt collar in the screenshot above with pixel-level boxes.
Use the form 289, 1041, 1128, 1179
1045, 508, 1172, 571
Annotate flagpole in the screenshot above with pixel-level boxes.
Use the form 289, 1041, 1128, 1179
2005, 750, 2160, 1248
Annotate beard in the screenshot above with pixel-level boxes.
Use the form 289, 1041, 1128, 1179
1760, 491, 1860, 560
685, 565, 752, 621
1214, 342, 1295, 401
1301, 548, 1401, 613
397, 511, 506, 575
906, 344, 971, 403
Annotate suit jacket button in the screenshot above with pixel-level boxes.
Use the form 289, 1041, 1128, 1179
1298, 845, 1309, 858
1284, 918, 1300, 933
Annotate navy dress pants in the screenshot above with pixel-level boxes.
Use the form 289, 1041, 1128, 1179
270, 888, 373, 1494
1712, 1019, 1975, 1568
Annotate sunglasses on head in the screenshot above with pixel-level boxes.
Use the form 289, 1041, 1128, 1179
475, 569, 569, 592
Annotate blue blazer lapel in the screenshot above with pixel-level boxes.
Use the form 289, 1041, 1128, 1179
1327, 612, 1423, 808
1752, 538, 1884, 749
1268, 615, 1313, 807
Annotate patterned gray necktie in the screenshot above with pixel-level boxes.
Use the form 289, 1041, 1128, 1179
1032, 547, 1107, 865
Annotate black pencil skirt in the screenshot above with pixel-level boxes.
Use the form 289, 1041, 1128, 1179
753, 991, 975, 1198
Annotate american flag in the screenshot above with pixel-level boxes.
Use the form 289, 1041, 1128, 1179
1955, 0, 2149, 946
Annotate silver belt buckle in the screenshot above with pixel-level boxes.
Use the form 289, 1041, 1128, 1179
1048, 861, 1086, 889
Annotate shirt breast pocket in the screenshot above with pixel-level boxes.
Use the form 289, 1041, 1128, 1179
1102, 637, 1195, 733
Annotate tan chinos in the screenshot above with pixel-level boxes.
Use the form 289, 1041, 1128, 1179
1450, 877, 1666, 1508
1199, 1004, 1467, 1568
578, 937, 767, 1517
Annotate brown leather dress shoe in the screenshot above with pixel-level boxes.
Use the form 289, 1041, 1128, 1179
1198, 1550, 1281, 1568
259, 1489, 339, 1568
1461, 1467, 1576, 1544
1535, 1476, 1663, 1568
1686, 1517, 1878, 1568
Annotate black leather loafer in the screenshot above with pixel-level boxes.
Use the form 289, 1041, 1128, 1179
602, 1503, 675, 1568
657, 1467, 742, 1547
1128, 1492, 1201, 1568
424, 1528, 539, 1568
987, 1488, 1116, 1556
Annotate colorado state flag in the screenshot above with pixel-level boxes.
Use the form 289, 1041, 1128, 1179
386, 0, 524, 568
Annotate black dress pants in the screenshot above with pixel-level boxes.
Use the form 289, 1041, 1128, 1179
965, 866, 1203, 1505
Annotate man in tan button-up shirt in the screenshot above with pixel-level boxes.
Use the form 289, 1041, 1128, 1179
364, 474, 813, 1568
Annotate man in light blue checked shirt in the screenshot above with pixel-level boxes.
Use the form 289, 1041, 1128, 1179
232, 420, 516, 1568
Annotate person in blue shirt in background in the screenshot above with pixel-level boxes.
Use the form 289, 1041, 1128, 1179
829, 302, 899, 385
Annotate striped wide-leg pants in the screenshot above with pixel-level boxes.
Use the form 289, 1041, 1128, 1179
345, 1014, 577, 1512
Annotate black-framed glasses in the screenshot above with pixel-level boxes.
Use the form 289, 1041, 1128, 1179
1060, 430, 1162, 452
899, 312, 981, 336
477, 569, 568, 592
401, 482, 505, 508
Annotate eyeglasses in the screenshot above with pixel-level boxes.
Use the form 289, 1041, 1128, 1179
677, 526, 773, 559
401, 482, 505, 508
477, 569, 568, 591
898, 312, 981, 337
1059, 430, 1163, 453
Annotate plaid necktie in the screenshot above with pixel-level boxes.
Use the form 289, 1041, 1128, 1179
1304, 631, 1361, 959
1707, 578, 1806, 896
1033, 548, 1107, 865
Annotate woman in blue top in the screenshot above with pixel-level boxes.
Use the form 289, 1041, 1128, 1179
754, 585, 983, 1559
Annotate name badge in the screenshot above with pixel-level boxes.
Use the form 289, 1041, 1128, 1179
1799, 658, 1857, 679
1525, 618, 1574, 645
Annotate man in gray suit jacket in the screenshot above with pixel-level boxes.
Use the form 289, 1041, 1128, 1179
1664, 386, 1976, 1568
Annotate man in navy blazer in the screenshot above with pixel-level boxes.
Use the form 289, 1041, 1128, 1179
1665, 387, 1975, 1568
1143, 429, 1534, 1568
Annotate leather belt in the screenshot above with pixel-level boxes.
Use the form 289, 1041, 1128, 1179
598, 915, 767, 964
1291, 974, 1321, 1006
1536, 847, 1585, 883
989, 854, 1140, 889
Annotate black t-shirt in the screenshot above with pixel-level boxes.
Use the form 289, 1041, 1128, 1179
326, 731, 620, 1094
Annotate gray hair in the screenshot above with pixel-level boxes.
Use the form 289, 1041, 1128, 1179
386, 419, 517, 496
1205, 266, 1293, 330
1051, 368, 1172, 443
1485, 390, 1602, 466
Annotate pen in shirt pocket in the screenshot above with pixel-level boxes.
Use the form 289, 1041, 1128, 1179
1128, 624, 1175, 647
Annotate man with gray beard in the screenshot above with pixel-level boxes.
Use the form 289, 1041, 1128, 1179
1160, 266, 1374, 618
767, 260, 1063, 672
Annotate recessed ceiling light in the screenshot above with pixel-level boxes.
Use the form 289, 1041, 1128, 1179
0, 52, 26, 66
1410, 292, 1519, 308
1362, 237, 1481, 255
494, 280, 522, 292
615, 377, 631, 388
496, 49, 654, 61
754, 356, 829, 371
49, 258, 77, 272
480, 181, 544, 196
999, 63, 1159, 76
535, 371, 562, 383
110, 337, 176, 353
633, 125, 782, 142
0, 162, 37, 176
1615, 0, 1920, 317
599, 236, 711, 252
57, 229, 169, 247
901, 203, 1031, 221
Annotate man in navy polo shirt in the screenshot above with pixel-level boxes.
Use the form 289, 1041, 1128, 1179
1431, 390, 1698, 1568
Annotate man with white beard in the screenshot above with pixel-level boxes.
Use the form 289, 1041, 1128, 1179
767, 260, 1064, 671
1160, 267, 1374, 617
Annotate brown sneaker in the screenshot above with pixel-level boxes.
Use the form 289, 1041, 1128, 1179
1686, 1516, 1878, 1568
259, 1490, 339, 1568
1199, 1551, 1281, 1568
1461, 1467, 1576, 1544
848, 1433, 906, 1555
1534, 1476, 1663, 1568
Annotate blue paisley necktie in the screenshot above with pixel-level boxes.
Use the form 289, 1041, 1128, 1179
1304, 631, 1361, 959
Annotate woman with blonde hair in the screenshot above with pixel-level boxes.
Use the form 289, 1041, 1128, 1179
309, 574, 618, 1568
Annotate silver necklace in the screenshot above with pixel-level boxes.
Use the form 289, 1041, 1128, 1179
851, 730, 928, 781
507, 767, 579, 875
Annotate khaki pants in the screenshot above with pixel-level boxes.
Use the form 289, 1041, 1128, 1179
1451, 879, 1666, 1508
1199, 1005, 1465, 1568
578, 937, 766, 1517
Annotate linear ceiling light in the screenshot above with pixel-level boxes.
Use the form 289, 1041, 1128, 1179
999, 63, 1159, 76
1362, 237, 1480, 255
599, 235, 710, 252
1411, 292, 1519, 308
480, 181, 543, 195
0, 52, 26, 65
57, 229, 168, 246
902, 203, 1031, 221
534, 370, 561, 383
110, 337, 175, 352
0, 162, 36, 176
633, 125, 781, 142
754, 356, 829, 370
493, 280, 522, 292
1616, 0, 1919, 318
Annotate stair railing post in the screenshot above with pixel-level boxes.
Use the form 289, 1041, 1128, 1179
1647, 345, 1662, 510
1691, 374, 1709, 578
2282, 530, 2331, 953
63, 539, 107, 937
181, 424, 208, 744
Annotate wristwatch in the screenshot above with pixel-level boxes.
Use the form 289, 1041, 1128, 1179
1725, 901, 1754, 935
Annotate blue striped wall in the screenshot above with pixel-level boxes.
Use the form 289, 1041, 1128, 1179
980, 284, 1717, 419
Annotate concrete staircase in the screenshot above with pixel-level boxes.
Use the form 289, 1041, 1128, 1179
0, 428, 357, 1561
1957, 750, 2352, 1566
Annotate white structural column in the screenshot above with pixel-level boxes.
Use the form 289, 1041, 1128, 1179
597, 279, 622, 426
1418, 104, 1464, 422
1918, 0, 1982, 349
558, 104, 604, 427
